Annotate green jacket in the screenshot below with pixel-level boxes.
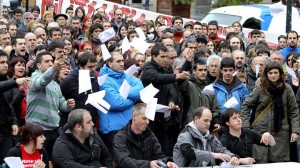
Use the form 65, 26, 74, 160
179, 78, 220, 125
241, 83, 300, 134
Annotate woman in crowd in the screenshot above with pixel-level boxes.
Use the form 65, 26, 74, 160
232, 21, 248, 46
75, 7, 85, 23
228, 35, 245, 51
206, 39, 216, 54
118, 24, 128, 41
241, 61, 299, 163
94, 47, 104, 71
6, 57, 27, 126
7, 123, 48, 168
54, 60, 71, 84
42, 11, 53, 27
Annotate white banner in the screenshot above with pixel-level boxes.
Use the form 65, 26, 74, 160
36, 0, 198, 26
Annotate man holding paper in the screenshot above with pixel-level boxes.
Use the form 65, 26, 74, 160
99, 51, 144, 154
213, 57, 249, 112
113, 103, 178, 168
179, 58, 221, 130
141, 42, 190, 156
246, 56, 266, 92
60, 52, 99, 126
26, 51, 75, 159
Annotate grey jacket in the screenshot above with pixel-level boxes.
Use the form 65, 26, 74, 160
173, 122, 236, 167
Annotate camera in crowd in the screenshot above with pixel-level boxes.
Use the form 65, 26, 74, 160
157, 159, 168, 168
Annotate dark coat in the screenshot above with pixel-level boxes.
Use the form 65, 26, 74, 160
113, 121, 172, 168
53, 126, 113, 168
60, 68, 99, 125
0, 75, 18, 135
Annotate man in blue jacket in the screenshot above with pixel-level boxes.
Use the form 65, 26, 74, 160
280, 30, 300, 62
99, 51, 144, 154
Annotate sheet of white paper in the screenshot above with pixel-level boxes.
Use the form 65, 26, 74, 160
156, 104, 171, 118
233, 71, 238, 77
224, 96, 239, 108
4, 157, 24, 168
135, 27, 146, 41
140, 83, 159, 103
286, 65, 297, 78
97, 74, 108, 86
145, 98, 158, 121
79, 70, 92, 94
101, 44, 111, 61
202, 84, 215, 95
98, 27, 116, 43
85, 91, 110, 114
119, 80, 131, 99
121, 37, 131, 54
130, 37, 150, 54
125, 64, 140, 76
255, 64, 260, 78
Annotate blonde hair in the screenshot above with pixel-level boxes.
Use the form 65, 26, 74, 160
43, 10, 53, 21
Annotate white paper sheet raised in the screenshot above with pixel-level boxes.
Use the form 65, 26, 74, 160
140, 83, 159, 103
97, 74, 108, 86
145, 98, 157, 121
156, 104, 171, 118
130, 37, 150, 54
4, 157, 24, 168
85, 91, 110, 114
119, 80, 131, 99
135, 27, 146, 41
224, 96, 239, 109
286, 65, 297, 78
202, 84, 215, 95
121, 37, 131, 54
98, 27, 116, 43
100, 44, 111, 61
255, 64, 260, 78
79, 70, 92, 94
125, 64, 140, 76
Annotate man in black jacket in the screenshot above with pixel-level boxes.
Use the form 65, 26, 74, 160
141, 42, 189, 156
53, 109, 112, 168
113, 103, 178, 168
60, 52, 98, 127
0, 49, 30, 163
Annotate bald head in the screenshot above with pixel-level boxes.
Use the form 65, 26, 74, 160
25, 32, 37, 52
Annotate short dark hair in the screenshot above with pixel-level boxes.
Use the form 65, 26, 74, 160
63, 26, 75, 37
113, 8, 123, 15
49, 27, 61, 38
92, 13, 103, 22
13, 8, 23, 15
66, 7, 73, 13
127, 30, 138, 39
287, 30, 298, 39
172, 16, 183, 25
193, 59, 206, 70
193, 106, 209, 121
34, 45, 46, 56
11, 35, 25, 46
127, 21, 137, 27
221, 108, 240, 130
36, 51, 52, 64
70, 16, 81, 23
68, 109, 89, 132
220, 57, 235, 69
277, 35, 286, 41
208, 20, 218, 28
194, 21, 202, 27
20, 123, 44, 148
30, 6, 40, 13
47, 41, 64, 52
89, 23, 103, 34
78, 52, 97, 68
250, 29, 261, 36
151, 42, 168, 57
0, 49, 8, 57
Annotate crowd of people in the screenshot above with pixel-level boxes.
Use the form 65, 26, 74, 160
0, 2, 300, 168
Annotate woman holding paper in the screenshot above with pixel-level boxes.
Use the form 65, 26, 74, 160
241, 61, 299, 163
6, 123, 49, 168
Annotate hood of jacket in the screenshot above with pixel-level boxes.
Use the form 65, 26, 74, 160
100, 64, 125, 80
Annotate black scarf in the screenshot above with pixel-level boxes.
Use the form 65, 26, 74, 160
267, 83, 285, 133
